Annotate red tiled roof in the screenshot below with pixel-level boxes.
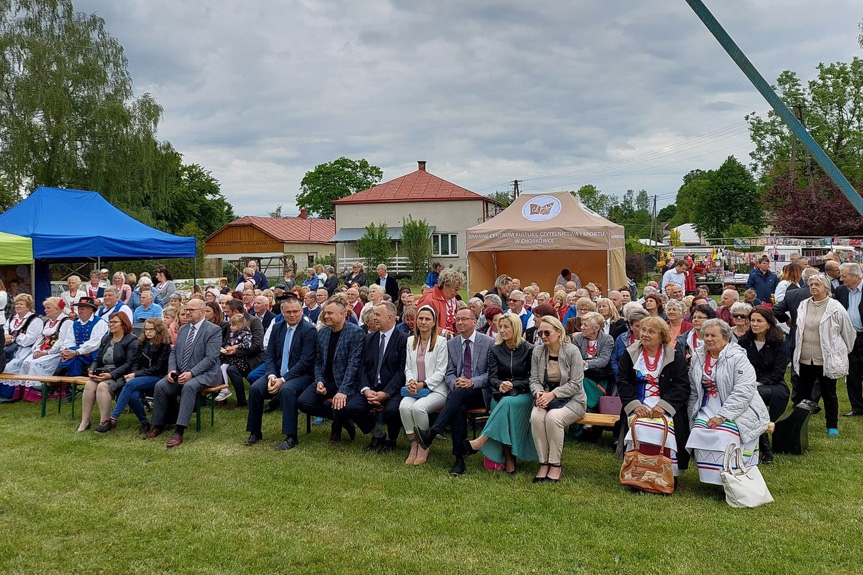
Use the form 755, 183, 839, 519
331, 165, 493, 205
212, 216, 335, 244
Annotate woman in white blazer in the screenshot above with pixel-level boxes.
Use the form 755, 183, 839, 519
402, 305, 449, 465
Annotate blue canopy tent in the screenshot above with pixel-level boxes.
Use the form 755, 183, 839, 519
0, 187, 197, 312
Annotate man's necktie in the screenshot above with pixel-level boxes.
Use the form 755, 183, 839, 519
280, 326, 294, 377
181, 325, 196, 372
376, 333, 387, 385
463, 339, 472, 379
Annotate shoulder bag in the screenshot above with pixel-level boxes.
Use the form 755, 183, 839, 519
619, 415, 674, 495
720, 443, 774, 508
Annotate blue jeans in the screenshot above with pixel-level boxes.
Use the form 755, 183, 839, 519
111, 375, 160, 422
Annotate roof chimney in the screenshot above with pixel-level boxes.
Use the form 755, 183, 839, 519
417, 161, 426, 172
299, 208, 308, 219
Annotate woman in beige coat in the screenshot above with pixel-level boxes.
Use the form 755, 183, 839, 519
529, 316, 587, 483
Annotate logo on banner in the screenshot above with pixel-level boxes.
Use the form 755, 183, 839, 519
522, 195, 562, 221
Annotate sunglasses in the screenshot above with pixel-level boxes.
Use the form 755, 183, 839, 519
732, 314, 748, 319
538, 330, 554, 338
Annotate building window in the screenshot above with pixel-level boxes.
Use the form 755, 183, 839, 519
432, 233, 458, 257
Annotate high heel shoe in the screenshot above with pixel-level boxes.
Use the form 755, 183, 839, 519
462, 439, 478, 456
545, 463, 562, 483
533, 463, 550, 483
76, 422, 91, 433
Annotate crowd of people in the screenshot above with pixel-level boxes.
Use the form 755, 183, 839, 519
1, 252, 857, 493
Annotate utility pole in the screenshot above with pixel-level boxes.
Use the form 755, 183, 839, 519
512, 179, 521, 203
651, 194, 659, 261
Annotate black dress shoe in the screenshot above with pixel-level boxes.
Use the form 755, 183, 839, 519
244, 433, 262, 446
449, 458, 466, 477
462, 439, 478, 456
414, 426, 435, 450
275, 437, 298, 451
377, 439, 396, 454
842, 410, 863, 417
364, 436, 382, 452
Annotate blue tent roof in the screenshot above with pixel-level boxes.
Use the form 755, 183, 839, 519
0, 187, 196, 260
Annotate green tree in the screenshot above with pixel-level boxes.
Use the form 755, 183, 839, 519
356, 222, 392, 271
0, 0, 177, 211
656, 204, 677, 222
400, 216, 431, 283
574, 184, 614, 217
693, 156, 763, 240
746, 60, 863, 186
487, 190, 513, 208
296, 157, 383, 219
725, 223, 758, 240
669, 169, 711, 227
157, 164, 234, 236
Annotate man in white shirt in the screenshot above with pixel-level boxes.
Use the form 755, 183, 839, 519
53, 297, 108, 377
507, 290, 535, 331
661, 260, 688, 293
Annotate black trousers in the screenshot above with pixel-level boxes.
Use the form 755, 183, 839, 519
431, 387, 486, 458
845, 333, 863, 413
225, 365, 249, 406
246, 374, 313, 438
336, 393, 402, 440
757, 383, 790, 422
798, 362, 838, 429
297, 381, 337, 420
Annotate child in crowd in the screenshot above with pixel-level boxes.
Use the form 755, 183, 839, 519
162, 307, 179, 346
216, 314, 252, 402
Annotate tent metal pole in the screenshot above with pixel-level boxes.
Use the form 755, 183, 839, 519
30, 263, 35, 299
466, 255, 470, 297
493, 252, 498, 279
606, 233, 611, 297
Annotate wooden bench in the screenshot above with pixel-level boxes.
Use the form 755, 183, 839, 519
194, 384, 228, 432
0, 373, 89, 418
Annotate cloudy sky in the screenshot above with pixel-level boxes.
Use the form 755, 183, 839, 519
76, 0, 862, 216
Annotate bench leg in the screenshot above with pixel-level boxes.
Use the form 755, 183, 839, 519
41, 386, 48, 418
306, 413, 311, 435
210, 395, 215, 427
70, 385, 78, 419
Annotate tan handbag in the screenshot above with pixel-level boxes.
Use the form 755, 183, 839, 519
619, 416, 675, 495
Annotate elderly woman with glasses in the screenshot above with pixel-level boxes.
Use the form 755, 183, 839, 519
564, 297, 597, 337
572, 312, 615, 410
729, 302, 752, 342
677, 303, 716, 368
685, 318, 771, 485
616, 316, 691, 482
794, 273, 855, 436
529, 315, 587, 483
77, 313, 138, 432
611, 305, 650, 382
664, 299, 692, 341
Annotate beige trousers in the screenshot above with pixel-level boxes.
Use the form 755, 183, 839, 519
530, 406, 581, 465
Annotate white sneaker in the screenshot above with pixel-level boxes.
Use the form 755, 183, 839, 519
215, 388, 232, 402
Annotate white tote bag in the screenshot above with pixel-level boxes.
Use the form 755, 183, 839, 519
720, 443, 774, 508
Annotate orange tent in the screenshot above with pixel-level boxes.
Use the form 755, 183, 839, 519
466, 192, 627, 295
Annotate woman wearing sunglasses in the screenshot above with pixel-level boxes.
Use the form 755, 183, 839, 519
528, 316, 586, 483
729, 302, 752, 342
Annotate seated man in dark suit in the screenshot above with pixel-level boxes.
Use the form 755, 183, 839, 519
244, 296, 317, 449
415, 307, 494, 476
337, 301, 407, 454
143, 299, 223, 449
297, 298, 364, 444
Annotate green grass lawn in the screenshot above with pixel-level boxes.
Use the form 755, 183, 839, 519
2, 391, 862, 575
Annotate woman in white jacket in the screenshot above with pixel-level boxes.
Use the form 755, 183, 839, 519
685, 319, 770, 485
401, 305, 449, 466
794, 274, 855, 436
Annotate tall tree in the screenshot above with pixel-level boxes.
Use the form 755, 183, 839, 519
296, 157, 383, 219
487, 190, 513, 208
669, 169, 711, 227
400, 216, 431, 284
656, 204, 677, 222
574, 184, 614, 217
746, 60, 863, 186
693, 156, 763, 240
765, 173, 863, 236
0, 0, 174, 209
356, 223, 392, 271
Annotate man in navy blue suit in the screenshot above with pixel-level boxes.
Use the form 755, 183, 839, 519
244, 296, 317, 449
337, 301, 407, 454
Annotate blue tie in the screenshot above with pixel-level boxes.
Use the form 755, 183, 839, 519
280, 325, 294, 378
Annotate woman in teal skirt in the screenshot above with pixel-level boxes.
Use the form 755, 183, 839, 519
464, 312, 535, 473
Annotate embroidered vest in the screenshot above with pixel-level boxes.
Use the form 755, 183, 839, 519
98, 301, 123, 320
73, 317, 99, 346
40, 317, 69, 351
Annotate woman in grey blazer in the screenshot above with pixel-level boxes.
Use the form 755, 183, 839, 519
529, 315, 586, 483
571, 312, 615, 409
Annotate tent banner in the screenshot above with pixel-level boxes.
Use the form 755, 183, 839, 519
467, 227, 623, 251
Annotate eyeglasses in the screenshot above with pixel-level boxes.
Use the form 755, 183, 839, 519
538, 330, 553, 338
143, 327, 156, 332
732, 314, 748, 319
507, 298, 521, 303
